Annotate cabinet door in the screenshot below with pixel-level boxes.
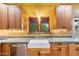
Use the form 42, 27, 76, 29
69, 44, 79, 56
56, 5, 72, 30
8, 6, 21, 29
1, 44, 10, 56
69, 44, 75, 56
8, 6, 16, 29
52, 47, 68, 56
15, 7, 22, 29
0, 44, 2, 55
27, 48, 40, 56
75, 47, 79, 56
52, 47, 60, 56
0, 4, 8, 29
51, 43, 68, 56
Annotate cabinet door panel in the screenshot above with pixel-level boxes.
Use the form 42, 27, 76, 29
8, 6, 16, 29
27, 48, 40, 56
75, 47, 79, 56
8, 6, 21, 29
60, 47, 68, 56
1, 44, 10, 56
56, 6, 64, 28
0, 44, 2, 55
52, 47, 59, 56
69, 44, 79, 56
56, 5, 72, 30
15, 7, 22, 29
0, 4, 8, 29
51, 43, 68, 56
63, 6, 72, 30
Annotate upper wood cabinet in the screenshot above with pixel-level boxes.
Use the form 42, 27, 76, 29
8, 6, 22, 29
0, 4, 8, 29
0, 4, 22, 29
56, 5, 72, 30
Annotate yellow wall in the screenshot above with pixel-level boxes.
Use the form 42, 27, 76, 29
19, 4, 57, 33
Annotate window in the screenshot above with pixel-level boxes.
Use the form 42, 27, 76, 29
29, 17, 38, 32
40, 17, 50, 32
29, 17, 50, 33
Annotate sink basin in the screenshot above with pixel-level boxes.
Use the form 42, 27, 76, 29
28, 39, 50, 48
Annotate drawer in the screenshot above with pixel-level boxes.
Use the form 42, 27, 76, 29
51, 43, 68, 47
40, 51, 51, 56
27, 48, 40, 52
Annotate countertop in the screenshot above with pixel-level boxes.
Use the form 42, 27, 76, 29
0, 30, 77, 43
0, 36, 79, 43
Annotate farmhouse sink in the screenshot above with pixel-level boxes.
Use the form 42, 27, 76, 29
28, 39, 50, 48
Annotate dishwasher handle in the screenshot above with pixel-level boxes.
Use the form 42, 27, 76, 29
11, 45, 22, 48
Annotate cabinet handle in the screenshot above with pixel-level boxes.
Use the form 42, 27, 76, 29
58, 43, 61, 45
58, 48, 61, 51
76, 48, 79, 51
11, 45, 22, 48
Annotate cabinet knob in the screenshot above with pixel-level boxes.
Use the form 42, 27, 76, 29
76, 48, 79, 51
58, 43, 61, 45
58, 48, 61, 51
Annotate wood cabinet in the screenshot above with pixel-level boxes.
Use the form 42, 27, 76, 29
8, 6, 22, 29
1, 43, 79, 56
0, 44, 2, 55
0, 4, 22, 29
27, 48, 50, 56
51, 43, 68, 56
0, 44, 11, 56
1, 44, 11, 56
69, 43, 79, 56
27, 48, 40, 56
0, 4, 8, 29
56, 5, 72, 30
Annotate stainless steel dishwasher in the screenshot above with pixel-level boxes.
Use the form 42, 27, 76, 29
11, 43, 27, 56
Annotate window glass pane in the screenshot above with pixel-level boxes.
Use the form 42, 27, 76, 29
29, 17, 38, 32
40, 17, 50, 32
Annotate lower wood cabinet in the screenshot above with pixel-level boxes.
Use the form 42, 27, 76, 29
1, 44, 11, 56
51, 43, 79, 56
69, 43, 79, 56
27, 48, 51, 56
27, 48, 40, 56
51, 43, 69, 56
0, 44, 2, 55
0, 44, 11, 56
1, 43, 79, 56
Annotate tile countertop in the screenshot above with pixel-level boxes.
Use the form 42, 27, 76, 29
0, 37, 79, 43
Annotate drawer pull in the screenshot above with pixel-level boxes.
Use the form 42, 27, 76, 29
76, 48, 79, 51
58, 43, 61, 45
58, 48, 61, 51
11, 45, 22, 48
